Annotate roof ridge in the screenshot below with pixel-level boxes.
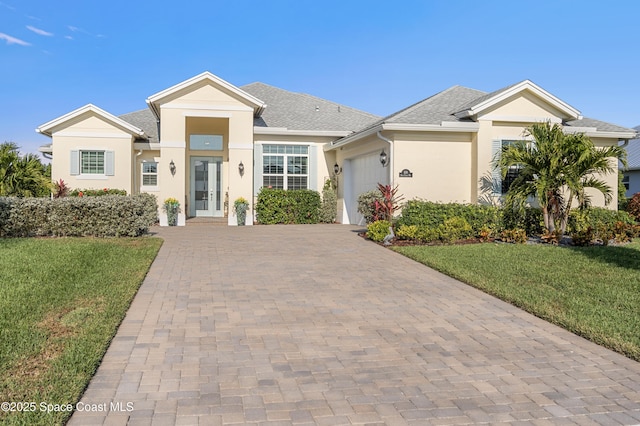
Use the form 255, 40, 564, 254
241, 81, 380, 119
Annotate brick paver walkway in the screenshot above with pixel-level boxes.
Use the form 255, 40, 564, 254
69, 224, 640, 425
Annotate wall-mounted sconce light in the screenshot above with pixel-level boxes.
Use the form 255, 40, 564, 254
333, 163, 342, 175
238, 161, 245, 176
169, 160, 176, 176
379, 149, 388, 167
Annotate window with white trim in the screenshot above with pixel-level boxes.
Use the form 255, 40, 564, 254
81, 151, 105, 174
262, 145, 308, 190
141, 162, 158, 186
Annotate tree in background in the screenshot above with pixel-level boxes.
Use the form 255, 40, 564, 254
0, 142, 51, 197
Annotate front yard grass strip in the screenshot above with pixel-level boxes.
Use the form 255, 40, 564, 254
392, 242, 640, 361
0, 237, 162, 425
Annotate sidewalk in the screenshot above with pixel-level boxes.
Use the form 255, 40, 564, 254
69, 224, 640, 425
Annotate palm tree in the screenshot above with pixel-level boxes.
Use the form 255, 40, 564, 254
497, 121, 625, 234
0, 142, 51, 197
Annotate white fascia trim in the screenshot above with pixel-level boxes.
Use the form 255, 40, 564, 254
584, 130, 637, 139
458, 80, 582, 120
481, 114, 563, 124
325, 125, 382, 151
38, 144, 52, 154
564, 127, 637, 139
133, 142, 161, 150
183, 111, 233, 118
253, 127, 351, 137
381, 122, 480, 132
146, 71, 266, 116
36, 104, 146, 138
159, 141, 186, 148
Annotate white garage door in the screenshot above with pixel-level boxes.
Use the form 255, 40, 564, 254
345, 152, 389, 225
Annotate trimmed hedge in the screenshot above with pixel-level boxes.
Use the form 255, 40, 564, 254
0, 194, 158, 237
396, 200, 502, 233
255, 188, 321, 224
70, 188, 127, 197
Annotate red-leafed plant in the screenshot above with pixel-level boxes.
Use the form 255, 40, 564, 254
52, 179, 70, 198
373, 183, 404, 222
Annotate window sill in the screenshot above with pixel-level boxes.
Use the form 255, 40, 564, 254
76, 174, 108, 180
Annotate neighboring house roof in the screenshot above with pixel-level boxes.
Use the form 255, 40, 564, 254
36, 104, 147, 139
241, 82, 380, 134
624, 125, 640, 170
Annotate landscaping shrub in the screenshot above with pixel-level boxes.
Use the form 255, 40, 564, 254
437, 216, 473, 243
255, 187, 321, 224
366, 220, 393, 242
627, 192, 640, 222
396, 200, 501, 235
501, 206, 544, 236
567, 207, 637, 245
319, 179, 337, 223
500, 228, 528, 244
0, 194, 157, 237
69, 188, 127, 197
357, 189, 384, 224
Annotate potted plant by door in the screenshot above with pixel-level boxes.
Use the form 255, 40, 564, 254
234, 197, 249, 226
163, 197, 180, 226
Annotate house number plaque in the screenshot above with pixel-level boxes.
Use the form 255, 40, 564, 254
399, 169, 413, 178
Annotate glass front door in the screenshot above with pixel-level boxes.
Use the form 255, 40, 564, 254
190, 156, 223, 217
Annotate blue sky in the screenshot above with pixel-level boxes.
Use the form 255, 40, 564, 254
1, 0, 639, 157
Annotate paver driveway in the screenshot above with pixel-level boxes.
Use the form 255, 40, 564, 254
69, 224, 640, 425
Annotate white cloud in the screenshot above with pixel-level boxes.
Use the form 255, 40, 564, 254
0, 32, 30, 46
26, 25, 53, 37
0, 2, 15, 11
64, 35, 73, 40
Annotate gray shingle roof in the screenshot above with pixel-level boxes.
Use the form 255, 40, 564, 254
241, 82, 380, 132
565, 117, 635, 133
625, 125, 640, 170
452, 81, 522, 115
119, 109, 158, 143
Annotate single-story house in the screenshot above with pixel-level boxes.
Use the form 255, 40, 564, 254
622, 125, 640, 197
37, 72, 637, 225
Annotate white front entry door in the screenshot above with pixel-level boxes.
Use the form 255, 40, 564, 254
190, 156, 223, 217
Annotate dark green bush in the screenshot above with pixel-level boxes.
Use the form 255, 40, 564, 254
0, 194, 157, 237
397, 200, 501, 234
255, 188, 321, 224
319, 180, 337, 223
568, 207, 635, 234
501, 206, 544, 236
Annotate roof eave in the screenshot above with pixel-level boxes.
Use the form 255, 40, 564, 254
36, 104, 147, 139
146, 71, 267, 118
462, 80, 582, 121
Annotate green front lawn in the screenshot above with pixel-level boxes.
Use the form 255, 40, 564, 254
0, 237, 162, 425
393, 242, 640, 361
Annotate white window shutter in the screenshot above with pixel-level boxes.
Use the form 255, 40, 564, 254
70, 150, 79, 175
308, 145, 317, 191
491, 140, 502, 195
105, 151, 115, 176
253, 144, 263, 197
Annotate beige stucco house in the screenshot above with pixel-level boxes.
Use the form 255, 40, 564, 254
37, 72, 636, 226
